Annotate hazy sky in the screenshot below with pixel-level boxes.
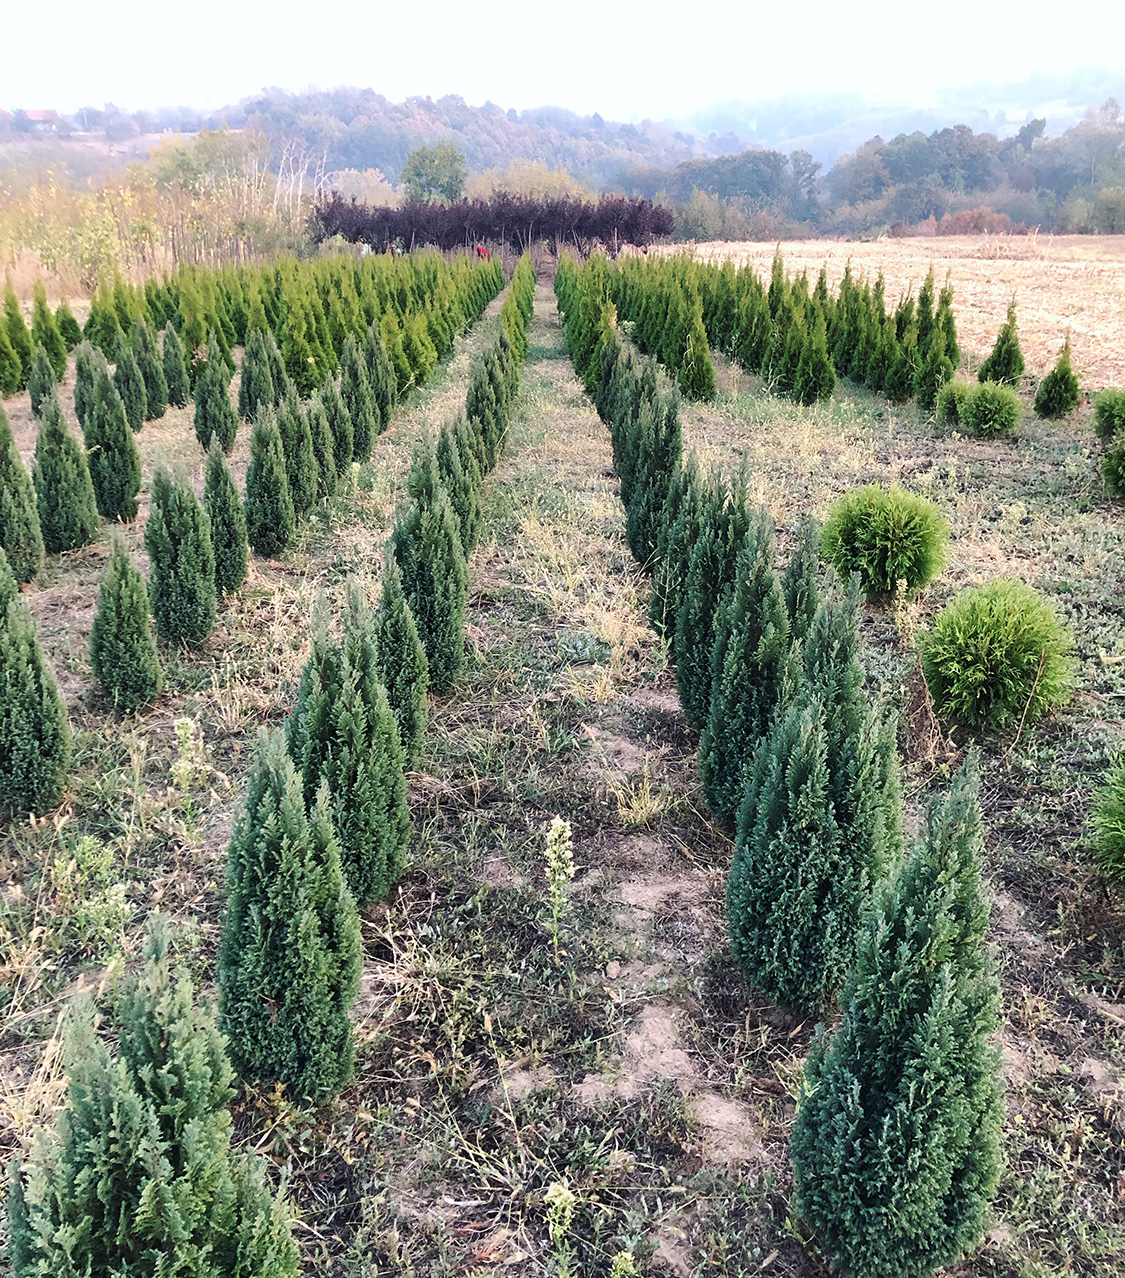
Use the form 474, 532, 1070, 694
5, 0, 1124, 120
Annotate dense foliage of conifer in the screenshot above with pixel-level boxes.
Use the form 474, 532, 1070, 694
205, 440, 249, 595
8, 915, 301, 1278
89, 536, 163, 711
219, 729, 362, 1102
978, 297, 1024, 386
85, 370, 141, 521
32, 395, 99, 555
372, 556, 429, 769
727, 585, 902, 1012
0, 404, 44, 582
1034, 333, 1080, 418
0, 549, 71, 814
245, 408, 296, 558
287, 590, 411, 906
790, 759, 1003, 1278
145, 466, 216, 646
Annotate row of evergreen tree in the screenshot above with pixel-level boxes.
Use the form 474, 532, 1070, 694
209, 255, 536, 1108
0, 283, 82, 399
556, 255, 1003, 1278
0, 251, 505, 819
5, 258, 537, 1275
598, 250, 965, 411
73, 251, 502, 400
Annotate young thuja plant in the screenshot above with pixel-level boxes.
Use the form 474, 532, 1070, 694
544, 1179, 578, 1278
544, 816, 575, 965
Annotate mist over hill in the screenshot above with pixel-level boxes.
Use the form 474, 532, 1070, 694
681, 67, 1125, 165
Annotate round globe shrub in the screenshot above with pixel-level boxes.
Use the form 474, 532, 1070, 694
961, 381, 1022, 438
821, 485, 949, 599
920, 579, 1073, 733
1090, 756, 1125, 882
1093, 388, 1125, 442
937, 380, 971, 428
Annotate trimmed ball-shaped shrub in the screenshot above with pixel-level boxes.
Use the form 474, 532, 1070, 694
920, 579, 1073, 733
821, 485, 949, 598
961, 381, 1021, 438
1089, 755, 1125, 882
937, 380, 971, 428
1094, 388, 1125, 441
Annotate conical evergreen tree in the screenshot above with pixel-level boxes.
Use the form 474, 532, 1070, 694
161, 324, 190, 408
245, 408, 296, 559
113, 329, 147, 431
938, 276, 960, 368
3, 285, 33, 389
382, 310, 414, 396
280, 301, 320, 399
218, 729, 362, 1103
436, 420, 481, 554
466, 356, 502, 472
145, 466, 216, 647
698, 510, 791, 827
365, 323, 397, 433
0, 317, 21, 398
914, 324, 954, 412
31, 283, 67, 381
131, 316, 168, 420
28, 344, 57, 418
884, 326, 917, 404
82, 282, 122, 358
1034, 333, 1080, 418
277, 392, 318, 518
320, 378, 353, 476
864, 315, 895, 395
194, 348, 239, 453
262, 326, 287, 397
649, 453, 703, 636
89, 536, 162, 711
340, 333, 378, 462
793, 308, 837, 405
372, 555, 429, 770
727, 586, 902, 1012
0, 404, 44, 583
673, 480, 747, 728
679, 302, 717, 400
979, 297, 1024, 386
55, 298, 83, 350
237, 328, 277, 423
32, 394, 99, 554
0, 563, 71, 815
85, 370, 141, 521
8, 914, 300, 1278
286, 589, 411, 906
306, 393, 337, 500
205, 440, 249, 596
916, 266, 936, 350
390, 483, 468, 695
73, 341, 107, 429
790, 758, 1003, 1278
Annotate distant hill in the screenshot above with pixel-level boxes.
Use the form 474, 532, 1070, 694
680, 66, 1124, 166
208, 89, 747, 189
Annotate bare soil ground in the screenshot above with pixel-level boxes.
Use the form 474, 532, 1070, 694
672, 234, 1125, 390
